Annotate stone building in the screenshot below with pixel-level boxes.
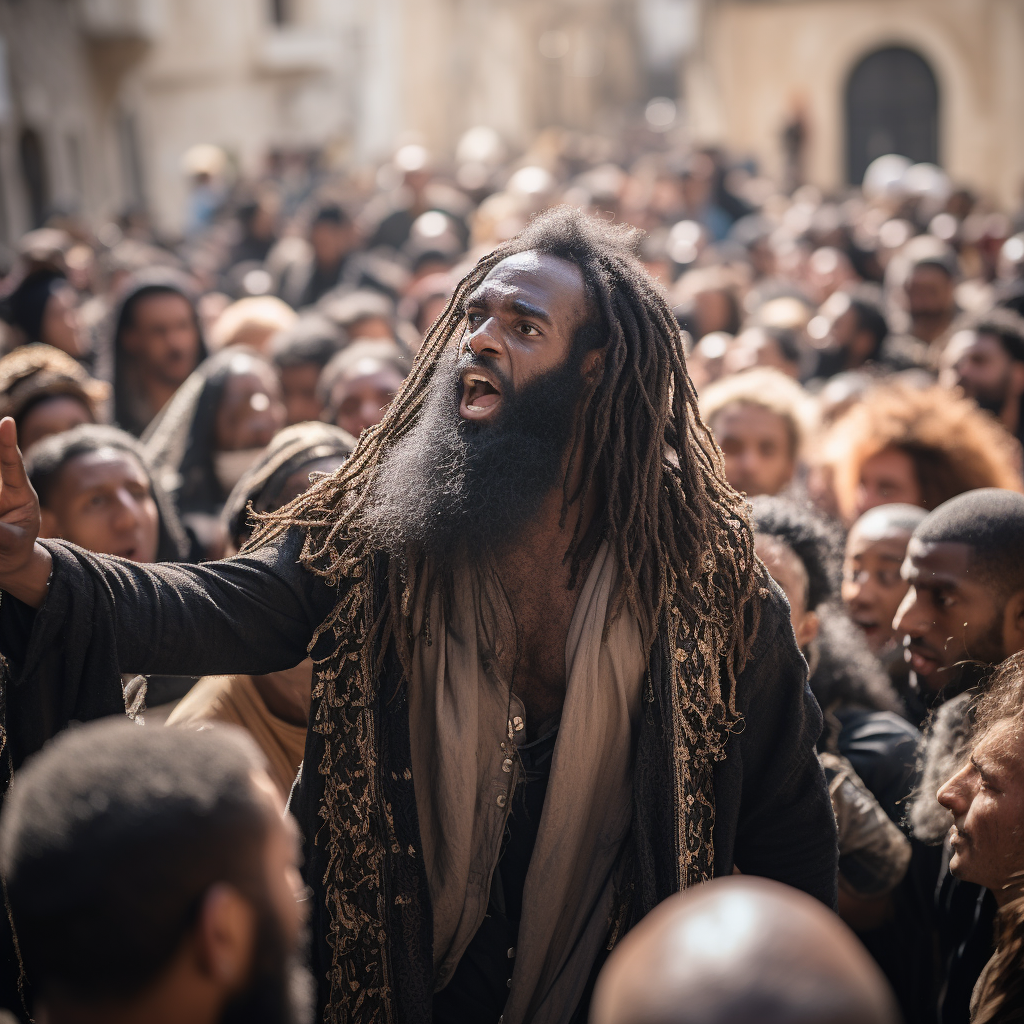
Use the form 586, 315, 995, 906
689, 0, 1024, 207
0, 0, 154, 241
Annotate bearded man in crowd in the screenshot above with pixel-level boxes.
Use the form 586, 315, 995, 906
0, 209, 835, 1024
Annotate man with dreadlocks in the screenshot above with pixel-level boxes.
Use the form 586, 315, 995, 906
0, 209, 835, 1024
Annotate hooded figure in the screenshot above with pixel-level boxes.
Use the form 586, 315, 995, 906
142, 347, 286, 553
95, 268, 207, 438
221, 420, 355, 551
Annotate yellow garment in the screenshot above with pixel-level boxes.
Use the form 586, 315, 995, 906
167, 672, 307, 800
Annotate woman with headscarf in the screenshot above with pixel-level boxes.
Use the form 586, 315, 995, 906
1, 269, 86, 358
94, 268, 208, 437
166, 421, 354, 798
143, 347, 287, 557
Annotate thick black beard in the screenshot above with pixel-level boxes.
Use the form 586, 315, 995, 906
220, 910, 314, 1024
362, 343, 588, 565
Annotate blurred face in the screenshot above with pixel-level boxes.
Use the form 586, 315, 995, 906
215, 360, 287, 452
123, 292, 201, 387
938, 720, 1024, 905
894, 539, 1010, 693
39, 448, 159, 562
940, 330, 1024, 420
843, 523, 913, 655
905, 264, 955, 318
278, 363, 323, 426
310, 221, 355, 267
18, 395, 94, 451
853, 447, 921, 519
709, 401, 795, 497
329, 360, 405, 438
347, 316, 394, 341
724, 328, 799, 379
755, 534, 819, 649
41, 286, 84, 357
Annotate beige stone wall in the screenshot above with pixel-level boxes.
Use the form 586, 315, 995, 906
692, 0, 1024, 207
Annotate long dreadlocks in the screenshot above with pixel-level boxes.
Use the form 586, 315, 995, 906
252, 206, 761, 685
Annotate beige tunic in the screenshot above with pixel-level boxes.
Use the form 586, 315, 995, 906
409, 541, 645, 1024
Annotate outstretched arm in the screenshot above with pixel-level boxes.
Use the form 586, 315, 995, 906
0, 418, 337, 767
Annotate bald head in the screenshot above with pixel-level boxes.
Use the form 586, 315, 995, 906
851, 503, 928, 541
914, 488, 1024, 598
590, 877, 900, 1024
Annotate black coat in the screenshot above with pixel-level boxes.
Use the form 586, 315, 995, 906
0, 534, 837, 1022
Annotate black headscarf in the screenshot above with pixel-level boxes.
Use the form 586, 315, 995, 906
94, 268, 208, 437
142, 347, 268, 518
1, 270, 65, 344
221, 421, 354, 549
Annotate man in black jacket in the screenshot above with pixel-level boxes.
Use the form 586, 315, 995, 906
0, 209, 836, 1024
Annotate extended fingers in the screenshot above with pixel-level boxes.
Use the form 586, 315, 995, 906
0, 417, 29, 489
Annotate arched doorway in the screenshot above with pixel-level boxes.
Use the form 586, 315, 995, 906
845, 46, 939, 186
19, 128, 49, 227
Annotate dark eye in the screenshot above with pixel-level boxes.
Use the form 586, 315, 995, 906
466, 312, 484, 324
519, 323, 540, 336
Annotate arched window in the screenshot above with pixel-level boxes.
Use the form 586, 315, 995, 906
19, 128, 49, 228
845, 46, 939, 186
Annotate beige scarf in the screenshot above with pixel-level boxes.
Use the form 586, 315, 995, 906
408, 541, 644, 1023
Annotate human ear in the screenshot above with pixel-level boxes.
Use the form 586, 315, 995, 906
38, 508, 61, 540
581, 348, 605, 382
1002, 590, 1024, 658
195, 884, 256, 989
795, 609, 819, 648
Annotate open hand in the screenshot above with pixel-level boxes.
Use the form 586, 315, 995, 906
0, 417, 49, 606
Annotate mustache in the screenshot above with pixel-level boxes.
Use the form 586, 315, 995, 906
454, 350, 513, 393
904, 635, 943, 662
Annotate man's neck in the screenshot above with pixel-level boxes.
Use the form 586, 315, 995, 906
133, 368, 180, 422
911, 310, 954, 345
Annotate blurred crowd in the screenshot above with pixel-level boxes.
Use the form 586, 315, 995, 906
3, 127, 1024, 1024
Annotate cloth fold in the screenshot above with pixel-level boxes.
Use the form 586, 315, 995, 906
167, 669, 308, 799
409, 541, 644, 1024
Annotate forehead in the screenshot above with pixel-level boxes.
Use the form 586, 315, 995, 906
904, 537, 974, 577
846, 526, 911, 561
714, 401, 789, 437
62, 448, 147, 485
975, 719, 1024, 773
337, 359, 403, 389
472, 251, 587, 317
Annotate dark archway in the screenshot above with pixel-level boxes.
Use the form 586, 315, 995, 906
845, 46, 939, 186
19, 128, 49, 228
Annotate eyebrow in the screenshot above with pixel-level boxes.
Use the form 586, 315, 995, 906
465, 291, 552, 324
509, 298, 552, 323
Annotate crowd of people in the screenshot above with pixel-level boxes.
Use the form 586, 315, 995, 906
0, 127, 1022, 1024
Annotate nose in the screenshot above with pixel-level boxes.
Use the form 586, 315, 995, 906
113, 490, 142, 531
464, 318, 503, 360
893, 586, 928, 638
937, 763, 971, 816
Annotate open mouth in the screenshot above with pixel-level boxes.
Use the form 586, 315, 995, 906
459, 369, 502, 420
906, 642, 940, 677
